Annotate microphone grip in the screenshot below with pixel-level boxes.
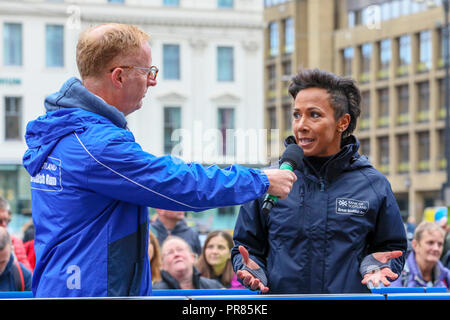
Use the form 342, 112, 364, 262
262, 194, 277, 214
262, 161, 295, 214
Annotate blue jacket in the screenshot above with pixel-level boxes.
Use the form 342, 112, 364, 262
22, 77, 269, 297
231, 136, 407, 294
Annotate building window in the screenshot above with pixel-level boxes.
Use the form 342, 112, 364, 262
343, 47, 354, 77
418, 30, 431, 72
284, 18, 294, 54
360, 138, 371, 160
391, 0, 401, 18
163, 0, 179, 5
46, 24, 64, 67
378, 88, 389, 128
379, 39, 391, 79
218, 108, 235, 157
163, 44, 180, 80
267, 64, 276, 101
267, 106, 277, 157
347, 11, 355, 28
218, 0, 233, 8
398, 134, 409, 173
397, 85, 409, 125
217, 46, 234, 82
282, 103, 292, 138
438, 129, 446, 170
417, 131, 430, 172
269, 22, 278, 57
439, 79, 447, 120
4, 97, 22, 141
378, 136, 389, 174
398, 35, 411, 76
417, 81, 429, 122
3, 23, 22, 66
400, 0, 411, 16
360, 91, 370, 130
163, 106, 181, 154
360, 43, 371, 83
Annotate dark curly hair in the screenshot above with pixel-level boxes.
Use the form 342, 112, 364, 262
288, 68, 361, 139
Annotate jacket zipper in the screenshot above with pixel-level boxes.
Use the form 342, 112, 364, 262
319, 178, 325, 191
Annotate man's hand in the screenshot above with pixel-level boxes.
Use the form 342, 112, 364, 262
361, 251, 403, 288
263, 169, 297, 200
236, 246, 269, 293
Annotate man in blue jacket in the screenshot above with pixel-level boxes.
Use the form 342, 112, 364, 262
22, 23, 296, 297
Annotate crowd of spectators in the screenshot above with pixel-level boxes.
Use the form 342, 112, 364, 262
1, 195, 449, 293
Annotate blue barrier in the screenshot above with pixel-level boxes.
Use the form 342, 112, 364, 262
386, 293, 450, 300
371, 287, 448, 294
190, 294, 385, 300
371, 287, 426, 294
0, 288, 448, 300
152, 289, 258, 296
0, 291, 33, 299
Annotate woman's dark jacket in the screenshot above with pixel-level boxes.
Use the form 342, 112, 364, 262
231, 136, 407, 294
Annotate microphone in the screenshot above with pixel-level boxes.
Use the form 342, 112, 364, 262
262, 144, 304, 214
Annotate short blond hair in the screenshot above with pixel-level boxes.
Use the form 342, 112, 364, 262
76, 23, 150, 79
414, 221, 445, 242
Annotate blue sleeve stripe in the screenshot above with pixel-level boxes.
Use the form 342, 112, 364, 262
73, 132, 211, 210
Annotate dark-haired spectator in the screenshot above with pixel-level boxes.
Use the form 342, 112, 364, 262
197, 230, 244, 288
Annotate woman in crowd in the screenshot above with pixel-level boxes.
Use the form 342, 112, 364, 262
148, 230, 162, 283
196, 230, 244, 289
391, 221, 450, 288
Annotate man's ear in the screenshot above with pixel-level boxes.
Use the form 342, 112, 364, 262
110, 68, 124, 89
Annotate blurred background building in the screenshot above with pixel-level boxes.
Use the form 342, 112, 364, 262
1, 0, 449, 236
0, 0, 265, 235
264, 0, 449, 223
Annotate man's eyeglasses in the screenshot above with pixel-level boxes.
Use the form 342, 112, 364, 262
109, 65, 159, 80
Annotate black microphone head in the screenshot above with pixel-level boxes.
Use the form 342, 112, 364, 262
280, 144, 304, 170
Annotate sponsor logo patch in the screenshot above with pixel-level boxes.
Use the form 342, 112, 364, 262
30, 157, 63, 192
336, 198, 369, 216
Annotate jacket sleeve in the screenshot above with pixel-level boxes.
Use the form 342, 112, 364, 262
366, 181, 407, 277
83, 134, 269, 212
231, 198, 269, 280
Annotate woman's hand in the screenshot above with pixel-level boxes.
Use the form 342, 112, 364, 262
236, 246, 270, 293
361, 251, 403, 288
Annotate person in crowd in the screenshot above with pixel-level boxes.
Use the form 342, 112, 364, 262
148, 229, 162, 283
231, 68, 407, 294
150, 209, 201, 256
22, 218, 35, 272
390, 221, 450, 289
153, 236, 224, 290
0, 227, 32, 291
196, 230, 245, 289
21, 23, 296, 297
0, 196, 32, 271
435, 209, 450, 269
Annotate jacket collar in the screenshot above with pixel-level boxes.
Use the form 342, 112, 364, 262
284, 135, 363, 183
44, 77, 127, 129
